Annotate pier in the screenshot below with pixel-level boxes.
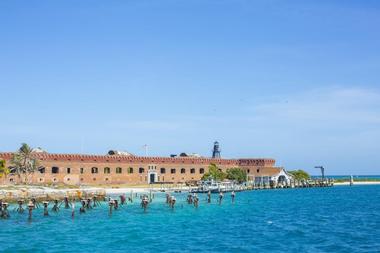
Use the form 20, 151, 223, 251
190, 178, 334, 193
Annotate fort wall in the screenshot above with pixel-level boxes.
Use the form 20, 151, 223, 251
0, 152, 279, 185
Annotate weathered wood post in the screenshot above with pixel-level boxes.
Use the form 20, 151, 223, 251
27, 200, 35, 220
43, 201, 49, 216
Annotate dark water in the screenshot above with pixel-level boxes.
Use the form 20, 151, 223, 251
1, 185, 380, 253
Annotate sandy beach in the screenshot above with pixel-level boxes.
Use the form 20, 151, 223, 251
1, 181, 380, 202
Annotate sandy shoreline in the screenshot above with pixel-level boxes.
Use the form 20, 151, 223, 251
0, 185, 186, 202
1, 182, 379, 202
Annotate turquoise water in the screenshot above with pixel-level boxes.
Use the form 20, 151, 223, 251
1, 185, 380, 253
312, 175, 380, 180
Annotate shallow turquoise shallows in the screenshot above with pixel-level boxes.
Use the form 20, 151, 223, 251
1, 185, 380, 253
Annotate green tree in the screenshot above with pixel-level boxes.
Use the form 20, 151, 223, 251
10, 143, 41, 184
288, 170, 310, 181
0, 159, 9, 178
201, 163, 227, 181
226, 167, 247, 183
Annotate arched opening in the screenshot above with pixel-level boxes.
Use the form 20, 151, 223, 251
190, 168, 195, 174
160, 168, 166, 174
38, 167, 45, 174
139, 168, 145, 174
67, 168, 71, 174
91, 167, 98, 174
52, 167, 59, 174
104, 167, 110, 174
199, 168, 204, 174
149, 173, 156, 184
128, 167, 133, 174
116, 167, 122, 174
171, 168, 176, 174
181, 168, 186, 174
278, 175, 286, 184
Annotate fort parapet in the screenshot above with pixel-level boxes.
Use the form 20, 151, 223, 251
0, 152, 282, 185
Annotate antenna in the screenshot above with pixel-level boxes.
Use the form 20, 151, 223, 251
142, 144, 148, 156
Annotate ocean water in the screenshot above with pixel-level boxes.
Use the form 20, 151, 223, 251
312, 175, 380, 180
1, 185, 379, 253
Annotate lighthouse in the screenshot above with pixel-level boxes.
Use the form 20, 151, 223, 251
212, 141, 221, 159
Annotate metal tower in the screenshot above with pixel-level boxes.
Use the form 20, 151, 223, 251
212, 141, 221, 158
314, 166, 325, 181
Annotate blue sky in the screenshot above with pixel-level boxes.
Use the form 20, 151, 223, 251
1, 0, 379, 174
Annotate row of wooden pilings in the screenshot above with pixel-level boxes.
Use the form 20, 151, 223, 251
0, 190, 239, 220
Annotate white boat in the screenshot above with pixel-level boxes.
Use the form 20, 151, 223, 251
192, 179, 238, 193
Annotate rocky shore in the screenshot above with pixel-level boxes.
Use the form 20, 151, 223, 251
0, 186, 106, 202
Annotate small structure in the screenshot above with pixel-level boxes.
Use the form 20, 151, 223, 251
248, 167, 293, 188
212, 141, 221, 159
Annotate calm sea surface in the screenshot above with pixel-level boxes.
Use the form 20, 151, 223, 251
312, 175, 380, 180
1, 185, 379, 253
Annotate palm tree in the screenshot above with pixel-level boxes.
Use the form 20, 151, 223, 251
0, 159, 9, 183
10, 143, 41, 184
